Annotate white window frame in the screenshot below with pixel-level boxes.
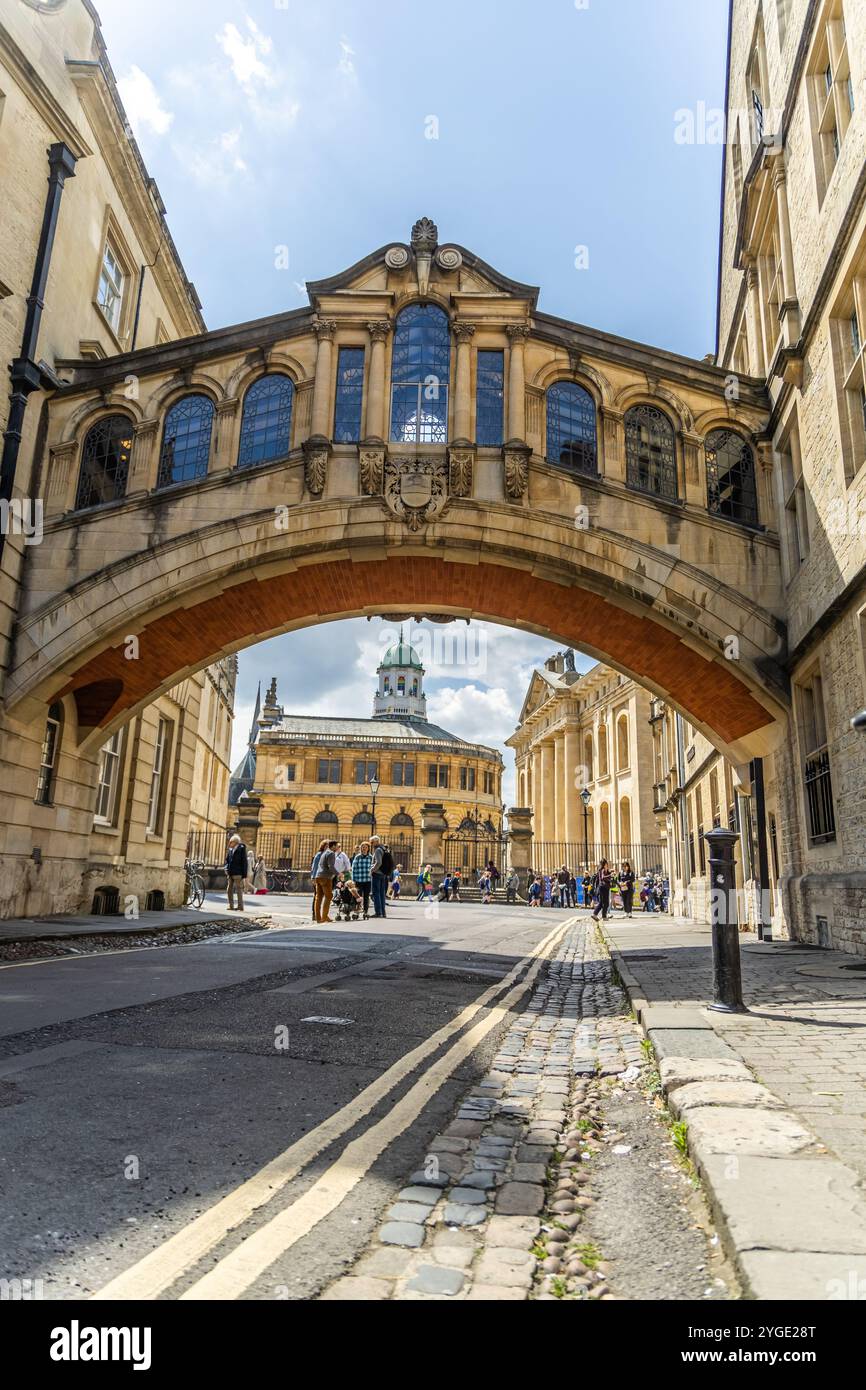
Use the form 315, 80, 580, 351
147, 718, 170, 834
94, 729, 123, 825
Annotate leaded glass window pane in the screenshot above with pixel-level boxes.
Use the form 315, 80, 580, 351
546, 382, 597, 473
75, 415, 134, 510
390, 304, 451, 443
705, 429, 759, 527
238, 375, 294, 468
476, 350, 504, 447
625, 405, 678, 500
334, 348, 365, 443
158, 395, 214, 488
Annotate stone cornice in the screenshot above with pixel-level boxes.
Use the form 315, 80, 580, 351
66, 58, 205, 338
0, 21, 92, 158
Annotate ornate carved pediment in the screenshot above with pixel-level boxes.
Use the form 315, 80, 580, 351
383, 456, 449, 531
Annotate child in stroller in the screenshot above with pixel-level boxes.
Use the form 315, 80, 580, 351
335, 877, 364, 921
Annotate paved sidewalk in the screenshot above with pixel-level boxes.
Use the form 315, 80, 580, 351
321, 920, 656, 1302
601, 913, 866, 1299
0, 907, 254, 943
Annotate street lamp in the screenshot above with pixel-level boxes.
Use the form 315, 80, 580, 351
580, 788, 591, 880
369, 774, 380, 838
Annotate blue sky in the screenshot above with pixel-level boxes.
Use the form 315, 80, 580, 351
95, 0, 730, 794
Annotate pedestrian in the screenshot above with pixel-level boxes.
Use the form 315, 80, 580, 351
388, 864, 403, 900
335, 845, 352, 878
581, 871, 593, 909
370, 837, 393, 918
416, 863, 433, 901
313, 839, 338, 923
528, 876, 542, 907
641, 874, 656, 912
225, 834, 248, 912
351, 840, 373, 919
438, 873, 452, 903
450, 867, 462, 902
620, 860, 635, 917
505, 868, 519, 904
557, 865, 571, 909
591, 858, 612, 922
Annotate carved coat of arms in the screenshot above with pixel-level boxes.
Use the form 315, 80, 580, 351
384, 457, 449, 531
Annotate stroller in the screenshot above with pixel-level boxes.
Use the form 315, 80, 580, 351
335, 880, 363, 922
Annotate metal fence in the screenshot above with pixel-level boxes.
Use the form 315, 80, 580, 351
186, 828, 232, 866
527, 842, 667, 878
443, 835, 510, 878
257, 830, 419, 874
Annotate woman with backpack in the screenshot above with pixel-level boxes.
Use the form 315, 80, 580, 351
370, 837, 393, 918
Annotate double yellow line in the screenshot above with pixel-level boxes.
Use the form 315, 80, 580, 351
93, 917, 572, 1302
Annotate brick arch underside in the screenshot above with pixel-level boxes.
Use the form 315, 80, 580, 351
60, 557, 774, 747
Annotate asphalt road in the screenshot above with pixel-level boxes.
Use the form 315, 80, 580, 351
0, 898, 570, 1300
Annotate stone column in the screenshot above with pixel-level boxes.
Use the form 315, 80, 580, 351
128, 418, 161, 496
553, 734, 564, 844
600, 406, 625, 484
311, 318, 337, 438
44, 439, 79, 517
365, 320, 391, 442
743, 257, 764, 378
682, 431, 705, 509
452, 321, 476, 441
507, 806, 533, 891
532, 744, 542, 841
563, 728, 579, 847
540, 740, 555, 849
212, 397, 240, 474
420, 802, 448, 878
772, 161, 801, 346
506, 324, 529, 441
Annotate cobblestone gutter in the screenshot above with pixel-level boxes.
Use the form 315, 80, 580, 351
321, 921, 718, 1302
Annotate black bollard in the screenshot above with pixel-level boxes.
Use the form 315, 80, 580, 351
705, 826, 748, 1014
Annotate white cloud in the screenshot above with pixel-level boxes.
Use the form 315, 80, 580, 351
338, 36, 356, 79
118, 65, 174, 137
216, 17, 274, 92
173, 127, 247, 188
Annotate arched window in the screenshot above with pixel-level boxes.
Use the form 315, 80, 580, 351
598, 726, 609, 778
705, 429, 758, 527
75, 415, 134, 511
625, 404, 678, 500
36, 702, 63, 806
546, 382, 597, 473
619, 796, 632, 845
383, 677, 391, 694
390, 304, 451, 444
238, 374, 294, 468
314, 808, 339, 825
391, 811, 414, 828
411, 679, 419, 697
616, 714, 630, 771
398, 676, 406, 695
600, 802, 611, 850
353, 809, 374, 826
583, 733, 594, 784
158, 395, 214, 488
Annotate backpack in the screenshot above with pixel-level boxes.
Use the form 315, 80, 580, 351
379, 849, 395, 876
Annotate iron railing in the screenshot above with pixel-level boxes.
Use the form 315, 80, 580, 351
527, 842, 667, 878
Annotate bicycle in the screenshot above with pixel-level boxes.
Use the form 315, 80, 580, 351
266, 868, 295, 894
183, 858, 206, 909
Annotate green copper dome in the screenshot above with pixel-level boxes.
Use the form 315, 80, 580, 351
379, 630, 423, 670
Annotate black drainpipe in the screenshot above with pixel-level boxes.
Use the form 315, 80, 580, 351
0, 142, 77, 572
